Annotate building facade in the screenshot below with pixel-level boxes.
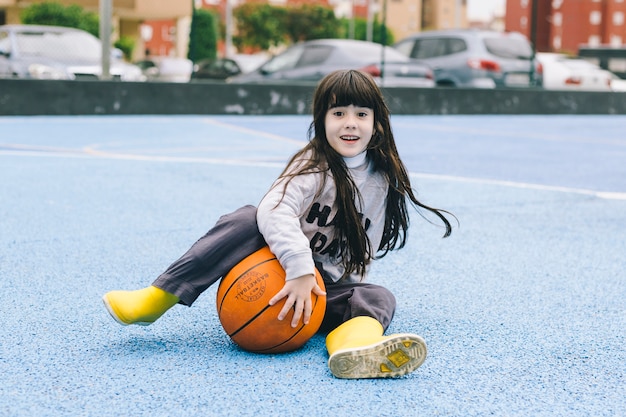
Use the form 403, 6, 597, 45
505, 0, 626, 53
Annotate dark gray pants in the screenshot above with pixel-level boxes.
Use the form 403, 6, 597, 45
153, 205, 396, 332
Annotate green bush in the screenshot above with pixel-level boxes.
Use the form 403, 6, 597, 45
20, 1, 99, 37
114, 36, 135, 61
188, 8, 218, 63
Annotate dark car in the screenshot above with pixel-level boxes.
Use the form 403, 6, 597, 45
191, 54, 268, 81
229, 39, 435, 88
0, 24, 144, 81
393, 29, 541, 88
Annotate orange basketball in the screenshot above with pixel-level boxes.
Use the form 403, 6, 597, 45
216, 246, 326, 353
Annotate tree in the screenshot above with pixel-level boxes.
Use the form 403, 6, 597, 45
233, 4, 287, 51
283, 5, 340, 43
339, 17, 395, 46
231, 4, 391, 52
188, 8, 219, 63
20, 1, 99, 37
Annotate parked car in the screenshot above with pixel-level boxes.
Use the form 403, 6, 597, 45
536, 52, 613, 91
228, 39, 435, 88
191, 54, 269, 81
0, 24, 144, 81
610, 73, 626, 92
578, 45, 626, 80
393, 29, 541, 88
134, 56, 193, 82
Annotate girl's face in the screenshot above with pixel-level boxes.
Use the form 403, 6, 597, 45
324, 104, 374, 159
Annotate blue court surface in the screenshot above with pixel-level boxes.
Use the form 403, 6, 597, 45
0, 115, 624, 417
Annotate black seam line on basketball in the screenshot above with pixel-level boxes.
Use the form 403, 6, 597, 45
254, 291, 325, 353
228, 303, 273, 338
217, 256, 278, 313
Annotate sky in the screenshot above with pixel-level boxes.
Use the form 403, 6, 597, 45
467, 0, 506, 21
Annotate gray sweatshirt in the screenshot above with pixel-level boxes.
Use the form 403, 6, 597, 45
257, 155, 388, 283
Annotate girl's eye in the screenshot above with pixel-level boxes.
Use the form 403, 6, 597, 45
358, 112, 369, 117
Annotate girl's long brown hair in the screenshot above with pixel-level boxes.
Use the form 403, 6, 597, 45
277, 70, 453, 279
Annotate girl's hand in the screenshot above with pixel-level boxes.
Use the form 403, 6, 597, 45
268, 274, 327, 328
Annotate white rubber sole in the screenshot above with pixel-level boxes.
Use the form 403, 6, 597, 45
328, 334, 427, 379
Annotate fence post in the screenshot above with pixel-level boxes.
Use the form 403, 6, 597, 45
99, 0, 112, 80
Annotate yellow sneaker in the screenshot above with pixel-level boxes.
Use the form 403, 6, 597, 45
326, 316, 427, 379
102, 286, 179, 326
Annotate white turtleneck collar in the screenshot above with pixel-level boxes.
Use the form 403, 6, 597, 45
343, 151, 368, 169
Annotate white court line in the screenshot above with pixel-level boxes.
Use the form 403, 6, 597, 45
2, 145, 625, 201
411, 172, 626, 201
0, 146, 287, 168
201, 117, 306, 146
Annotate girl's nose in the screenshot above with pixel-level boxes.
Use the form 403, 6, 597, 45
344, 114, 357, 128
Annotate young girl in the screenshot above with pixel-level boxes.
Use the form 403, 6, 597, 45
103, 69, 453, 379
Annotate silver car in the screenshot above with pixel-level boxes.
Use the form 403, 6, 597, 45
229, 39, 435, 88
393, 29, 541, 88
0, 24, 144, 81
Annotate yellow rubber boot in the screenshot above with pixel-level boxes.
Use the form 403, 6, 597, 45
102, 286, 179, 326
325, 316, 427, 379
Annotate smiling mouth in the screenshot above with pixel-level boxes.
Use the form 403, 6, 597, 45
341, 135, 359, 142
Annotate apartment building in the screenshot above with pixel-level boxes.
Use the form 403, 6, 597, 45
505, 0, 626, 53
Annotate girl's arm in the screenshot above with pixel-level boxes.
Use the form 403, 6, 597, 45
257, 174, 326, 327
257, 174, 317, 281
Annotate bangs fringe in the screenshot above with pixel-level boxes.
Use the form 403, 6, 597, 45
325, 71, 378, 109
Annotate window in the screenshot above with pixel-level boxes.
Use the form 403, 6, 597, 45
590, 11, 602, 25
588, 35, 601, 46
296, 46, 332, 68
553, 12, 562, 26
447, 38, 467, 54
553, 35, 562, 50
608, 57, 626, 72
610, 35, 623, 47
412, 38, 447, 59
614, 12, 624, 25
140, 24, 153, 41
261, 44, 304, 73
394, 40, 414, 57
